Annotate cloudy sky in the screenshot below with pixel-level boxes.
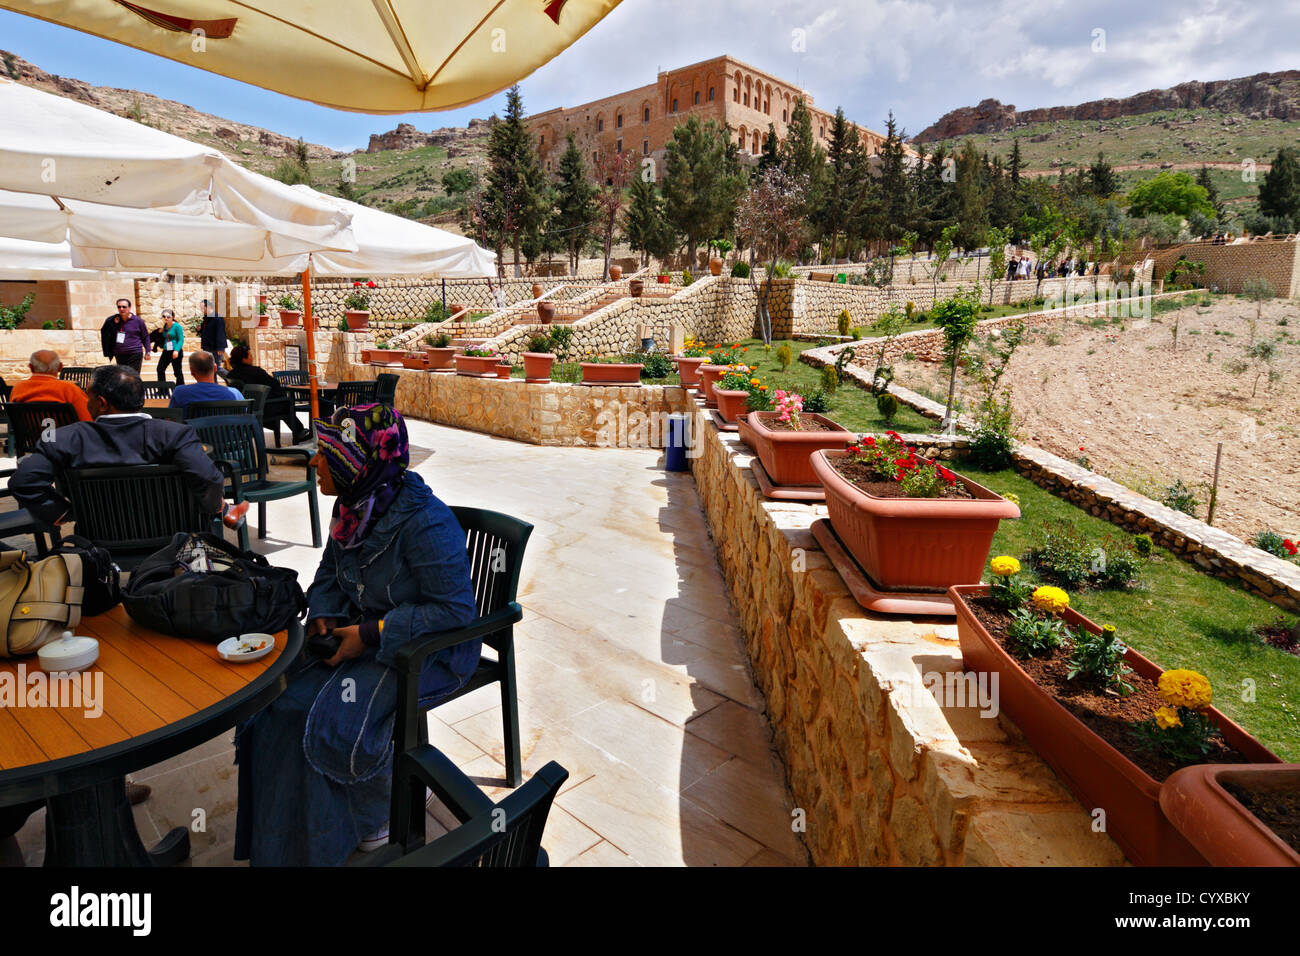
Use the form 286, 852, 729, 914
1, 0, 1297, 150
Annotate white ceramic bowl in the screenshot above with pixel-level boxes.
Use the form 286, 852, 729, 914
37, 634, 100, 673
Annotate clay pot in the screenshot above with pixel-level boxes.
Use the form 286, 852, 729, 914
345, 309, 370, 331
454, 354, 499, 377
531, 282, 544, 299
522, 352, 556, 383
279, 309, 301, 327
735, 413, 756, 451
657, 274, 670, 284
746, 412, 854, 486
709, 257, 723, 276
495, 364, 512, 379
368, 349, 405, 365
697, 363, 728, 408
950, 584, 1280, 866
671, 355, 707, 386
1161, 764, 1300, 867
579, 362, 643, 385
811, 449, 1020, 590
257, 313, 270, 328
629, 279, 644, 297
537, 301, 556, 324
608, 264, 623, 281
424, 347, 456, 370
399, 353, 428, 370
450, 303, 468, 317
713, 388, 750, 424
359, 348, 372, 364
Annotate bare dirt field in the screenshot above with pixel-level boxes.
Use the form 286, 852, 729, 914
894, 295, 1300, 542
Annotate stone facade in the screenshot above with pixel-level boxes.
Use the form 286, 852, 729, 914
1, 277, 139, 331
528, 54, 902, 173
1149, 237, 1300, 296
687, 408, 1126, 866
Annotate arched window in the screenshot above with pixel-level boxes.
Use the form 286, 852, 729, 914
643, 105, 650, 122
672, 98, 678, 112
616, 112, 622, 129
709, 87, 715, 101
597, 116, 603, 132
694, 91, 700, 106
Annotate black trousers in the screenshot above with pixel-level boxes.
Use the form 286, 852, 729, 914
156, 350, 184, 384
114, 351, 143, 373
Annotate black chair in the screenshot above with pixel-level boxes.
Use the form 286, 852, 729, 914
182, 399, 254, 421
374, 373, 399, 407
0, 466, 61, 557
0, 376, 11, 456
189, 414, 321, 549
235, 383, 270, 423
322, 380, 378, 417
371, 747, 566, 866
237, 383, 298, 448
273, 369, 310, 418
55, 464, 236, 571
0, 401, 80, 457
143, 406, 184, 423
57, 367, 95, 391
142, 380, 174, 401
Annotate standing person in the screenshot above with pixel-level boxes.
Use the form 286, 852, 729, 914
1006, 257, 1018, 281
156, 309, 186, 384
198, 299, 229, 380
100, 298, 149, 372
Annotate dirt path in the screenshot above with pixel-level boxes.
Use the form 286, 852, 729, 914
895, 297, 1300, 541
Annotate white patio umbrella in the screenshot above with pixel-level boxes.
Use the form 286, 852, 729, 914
0, 237, 153, 280
0, 78, 355, 253
0, 0, 622, 112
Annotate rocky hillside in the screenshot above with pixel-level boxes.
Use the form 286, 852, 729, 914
914, 71, 1300, 142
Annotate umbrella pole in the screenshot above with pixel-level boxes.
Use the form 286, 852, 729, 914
301, 268, 320, 423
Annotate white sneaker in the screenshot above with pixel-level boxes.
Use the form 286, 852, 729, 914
357, 790, 436, 852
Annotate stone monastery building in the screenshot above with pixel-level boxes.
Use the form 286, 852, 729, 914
527, 54, 898, 172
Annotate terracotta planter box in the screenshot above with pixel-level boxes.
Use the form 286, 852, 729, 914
495, 364, 512, 379
735, 413, 756, 450
399, 354, 428, 370
279, 309, 301, 327
747, 412, 854, 486
580, 362, 643, 385
454, 355, 499, 377
672, 355, 707, 386
345, 310, 370, 331
810, 449, 1020, 591
522, 352, 556, 383
657, 274, 670, 284
951, 584, 1280, 866
629, 279, 644, 297
537, 301, 556, 324
697, 364, 728, 408
424, 347, 456, 370
368, 349, 405, 365
1161, 764, 1300, 866
714, 388, 750, 424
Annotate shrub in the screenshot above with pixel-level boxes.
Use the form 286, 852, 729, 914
525, 333, 550, 353
423, 300, 449, 323
0, 293, 34, 331
1026, 521, 1144, 590
550, 361, 583, 383
966, 393, 1015, 472
1133, 534, 1154, 557
548, 326, 574, 360
875, 392, 899, 423
802, 388, 831, 413
681, 268, 694, 286
820, 365, 839, 394
1161, 479, 1200, 517
636, 351, 674, 379
730, 261, 750, 278
837, 309, 851, 337
776, 343, 793, 371
1252, 529, 1298, 560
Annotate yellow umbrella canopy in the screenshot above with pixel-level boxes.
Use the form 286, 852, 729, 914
1, 0, 622, 112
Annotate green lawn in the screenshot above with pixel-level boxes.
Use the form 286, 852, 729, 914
980, 467, 1300, 760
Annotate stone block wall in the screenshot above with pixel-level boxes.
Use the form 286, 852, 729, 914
1149, 238, 1299, 296
687, 408, 1126, 866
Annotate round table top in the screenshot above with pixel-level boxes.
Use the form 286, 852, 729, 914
0, 606, 303, 803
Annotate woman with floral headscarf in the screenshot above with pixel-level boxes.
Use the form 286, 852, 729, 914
233, 404, 478, 866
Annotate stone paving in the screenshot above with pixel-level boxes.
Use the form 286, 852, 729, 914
7, 420, 807, 867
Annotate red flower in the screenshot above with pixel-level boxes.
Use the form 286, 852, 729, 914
937, 466, 956, 483
846, 445, 860, 456
864, 435, 876, 446
353, 281, 362, 287
366, 280, 377, 288
1079, 446, 1085, 452
1286, 539, 1298, 556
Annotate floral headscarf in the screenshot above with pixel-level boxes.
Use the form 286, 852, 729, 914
314, 403, 409, 549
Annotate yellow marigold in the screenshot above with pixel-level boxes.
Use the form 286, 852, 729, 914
990, 556, 1020, 577
1158, 669, 1212, 710
749, 378, 761, 386
1154, 706, 1182, 730
758, 385, 768, 391
1004, 492, 1021, 507
1031, 585, 1070, 614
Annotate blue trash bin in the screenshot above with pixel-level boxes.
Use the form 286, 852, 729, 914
665, 412, 689, 471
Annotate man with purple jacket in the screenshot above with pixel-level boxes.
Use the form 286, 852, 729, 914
100, 298, 150, 373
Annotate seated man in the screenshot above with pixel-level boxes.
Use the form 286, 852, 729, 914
226, 345, 310, 444
169, 350, 243, 412
11, 364, 246, 529
9, 350, 91, 421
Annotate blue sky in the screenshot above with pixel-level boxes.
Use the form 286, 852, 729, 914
2, 0, 1297, 151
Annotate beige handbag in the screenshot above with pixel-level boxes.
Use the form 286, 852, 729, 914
0, 550, 85, 657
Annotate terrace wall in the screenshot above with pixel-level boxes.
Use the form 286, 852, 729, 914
1149, 238, 1300, 296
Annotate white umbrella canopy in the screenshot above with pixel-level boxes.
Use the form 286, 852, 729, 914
0, 236, 153, 279
0, 78, 355, 253
0, 0, 622, 113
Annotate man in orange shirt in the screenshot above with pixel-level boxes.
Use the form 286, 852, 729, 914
9, 350, 91, 421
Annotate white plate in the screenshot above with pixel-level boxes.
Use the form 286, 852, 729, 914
217, 633, 275, 663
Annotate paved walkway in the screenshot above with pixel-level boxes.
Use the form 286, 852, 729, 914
12, 420, 806, 866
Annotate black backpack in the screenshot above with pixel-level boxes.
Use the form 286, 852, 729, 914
122, 532, 305, 643
51, 533, 121, 616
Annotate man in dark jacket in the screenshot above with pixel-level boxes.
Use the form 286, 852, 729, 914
11, 365, 239, 527
227, 345, 310, 444
100, 298, 150, 372
198, 299, 229, 381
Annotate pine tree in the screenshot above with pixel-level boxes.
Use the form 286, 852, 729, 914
818, 109, 866, 264
1259, 147, 1300, 225
483, 85, 549, 277
662, 115, 744, 268
1088, 152, 1117, 197
1008, 139, 1024, 191
757, 124, 781, 172
876, 112, 913, 252
780, 98, 818, 181
623, 175, 664, 269
553, 133, 598, 275
952, 140, 989, 251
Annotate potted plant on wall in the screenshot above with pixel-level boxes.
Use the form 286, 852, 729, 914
400, 350, 429, 370
255, 300, 270, 328
713, 367, 760, 424
495, 353, 513, 379
672, 336, 709, 386
423, 332, 456, 371
696, 344, 746, 407
455, 347, 499, 377
522, 332, 557, 383
810, 432, 1020, 590
344, 281, 373, 331
579, 354, 644, 385
950, 566, 1280, 865
276, 293, 302, 328
747, 389, 855, 486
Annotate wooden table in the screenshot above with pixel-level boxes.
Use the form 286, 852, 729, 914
0, 607, 303, 865
144, 397, 170, 408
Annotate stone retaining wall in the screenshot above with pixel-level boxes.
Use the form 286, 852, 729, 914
687, 409, 1126, 866
1149, 238, 1300, 297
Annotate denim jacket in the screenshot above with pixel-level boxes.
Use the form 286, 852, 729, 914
300, 470, 479, 784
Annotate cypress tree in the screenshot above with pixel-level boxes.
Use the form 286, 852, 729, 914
553, 133, 598, 275
483, 85, 549, 277
1257, 147, 1300, 223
